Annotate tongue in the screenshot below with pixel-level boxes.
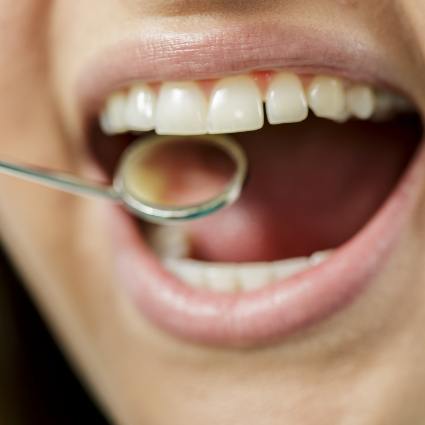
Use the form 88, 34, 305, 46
179, 116, 419, 263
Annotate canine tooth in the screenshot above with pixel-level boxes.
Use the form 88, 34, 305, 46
238, 264, 272, 292
347, 85, 375, 120
164, 259, 205, 289
124, 84, 156, 131
207, 76, 264, 133
156, 82, 208, 135
100, 92, 127, 134
205, 266, 238, 293
308, 76, 346, 120
266, 73, 308, 124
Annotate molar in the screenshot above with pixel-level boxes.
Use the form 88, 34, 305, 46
373, 91, 414, 121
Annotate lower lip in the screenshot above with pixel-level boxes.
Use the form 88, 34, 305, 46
107, 139, 425, 347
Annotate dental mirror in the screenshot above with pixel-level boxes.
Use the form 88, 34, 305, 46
0, 134, 248, 224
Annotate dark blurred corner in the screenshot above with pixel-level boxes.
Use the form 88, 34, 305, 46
0, 246, 109, 425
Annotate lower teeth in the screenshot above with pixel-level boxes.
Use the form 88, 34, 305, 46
164, 250, 331, 293
145, 222, 331, 293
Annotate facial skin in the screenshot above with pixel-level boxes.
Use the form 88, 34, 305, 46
1, 1, 425, 424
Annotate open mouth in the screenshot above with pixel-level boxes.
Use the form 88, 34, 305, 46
80, 31, 424, 347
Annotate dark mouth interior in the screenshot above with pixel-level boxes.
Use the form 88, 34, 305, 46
89, 112, 423, 263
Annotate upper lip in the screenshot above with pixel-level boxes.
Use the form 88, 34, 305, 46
76, 20, 400, 124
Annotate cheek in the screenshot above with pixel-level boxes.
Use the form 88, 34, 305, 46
0, 2, 48, 154
396, 1, 425, 237
398, 0, 425, 40
395, 0, 425, 80
0, 3, 76, 243
0, 2, 76, 166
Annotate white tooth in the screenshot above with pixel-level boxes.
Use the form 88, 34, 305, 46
309, 250, 332, 266
273, 258, 310, 280
124, 84, 156, 131
207, 76, 264, 133
146, 225, 190, 259
164, 259, 205, 289
161, 251, 335, 293
156, 82, 208, 135
266, 73, 308, 124
205, 266, 238, 293
347, 85, 376, 120
100, 92, 127, 134
100, 110, 113, 135
333, 108, 351, 123
331, 100, 351, 123
308, 76, 346, 120
238, 264, 272, 292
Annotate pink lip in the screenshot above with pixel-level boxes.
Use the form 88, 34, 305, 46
108, 141, 425, 347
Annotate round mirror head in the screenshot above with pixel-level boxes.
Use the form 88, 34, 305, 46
114, 134, 248, 224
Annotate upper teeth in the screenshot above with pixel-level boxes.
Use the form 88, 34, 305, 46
266, 72, 309, 124
207, 75, 264, 134
100, 72, 414, 136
